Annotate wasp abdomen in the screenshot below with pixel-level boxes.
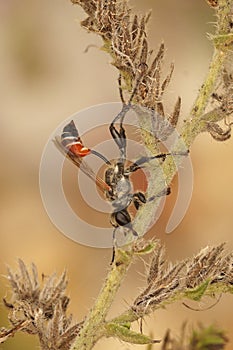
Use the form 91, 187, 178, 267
61, 120, 91, 157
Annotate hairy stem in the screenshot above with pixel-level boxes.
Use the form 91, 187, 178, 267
71, 250, 133, 350
190, 51, 226, 119
133, 1, 233, 241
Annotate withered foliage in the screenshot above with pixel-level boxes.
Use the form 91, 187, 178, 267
1, 243, 233, 349
2, 260, 82, 350
134, 244, 186, 314
72, 0, 233, 143
0, 320, 29, 344
185, 243, 233, 289
132, 243, 233, 316
71, 0, 181, 140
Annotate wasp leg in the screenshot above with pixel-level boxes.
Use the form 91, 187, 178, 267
117, 73, 142, 108
126, 154, 169, 174
110, 72, 145, 161
147, 187, 171, 202
118, 67, 146, 106
118, 74, 125, 104
133, 187, 171, 213
133, 188, 170, 210
109, 103, 131, 162
109, 107, 128, 153
126, 150, 189, 174
111, 229, 116, 265
133, 192, 147, 210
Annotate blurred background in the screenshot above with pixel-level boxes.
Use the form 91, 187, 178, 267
0, 0, 233, 349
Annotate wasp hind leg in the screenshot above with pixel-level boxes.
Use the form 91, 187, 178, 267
110, 73, 144, 162
109, 103, 130, 162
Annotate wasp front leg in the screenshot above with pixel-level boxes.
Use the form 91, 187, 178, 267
132, 192, 147, 210
126, 154, 169, 174
132, 188, 171, 211
126, 149, 189, 175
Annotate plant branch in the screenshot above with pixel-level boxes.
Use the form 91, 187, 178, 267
133, 1, 233, 238
67, 1, 233, 349
71, 249, 133, 350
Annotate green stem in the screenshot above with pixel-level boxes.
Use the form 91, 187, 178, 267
190, 50, 225, 120
71, 250, 133, 350
133, 1, 233, 234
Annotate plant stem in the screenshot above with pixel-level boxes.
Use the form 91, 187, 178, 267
71, 250, 133, 350
133, 1, 233, 235
190, 50, 225, 119
180, 51, 226, 148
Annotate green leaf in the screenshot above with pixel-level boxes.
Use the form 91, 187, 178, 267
105, 323, 160, 345
134, 242, 157, 255
190, 325, 228, 349
210, 33, 233, 51
185, 280, 210, 301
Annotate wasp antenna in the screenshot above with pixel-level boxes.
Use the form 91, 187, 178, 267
90, 150, 111, 165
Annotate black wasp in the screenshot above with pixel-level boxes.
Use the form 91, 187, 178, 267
54, 79, 176, 263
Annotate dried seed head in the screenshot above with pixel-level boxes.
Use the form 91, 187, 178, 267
133, 244, 186, 314
185, 244, 227, 289
73, 0, 182, 135
0, 321, 29, 344
131, 241, 233, 317
4, 260, 82, 350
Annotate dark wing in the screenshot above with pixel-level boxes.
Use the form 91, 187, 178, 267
53, 136, 111, 193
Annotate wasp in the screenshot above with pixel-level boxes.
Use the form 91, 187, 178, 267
54, 112, 172, 263
54, 74, 189, 262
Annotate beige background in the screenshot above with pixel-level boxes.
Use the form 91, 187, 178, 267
0, 0, 233, 349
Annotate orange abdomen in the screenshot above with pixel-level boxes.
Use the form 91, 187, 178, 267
70, 143, 91, 157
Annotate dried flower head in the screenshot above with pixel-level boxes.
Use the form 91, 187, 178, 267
130, 242, 233, 318
0, 320, 29, 344
72, 0, 181, 144
185, 244, 229, 289
3, 259, 82, 350
133, 244, 186, 315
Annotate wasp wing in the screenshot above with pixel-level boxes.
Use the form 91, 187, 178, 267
53, 136, 111, 193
